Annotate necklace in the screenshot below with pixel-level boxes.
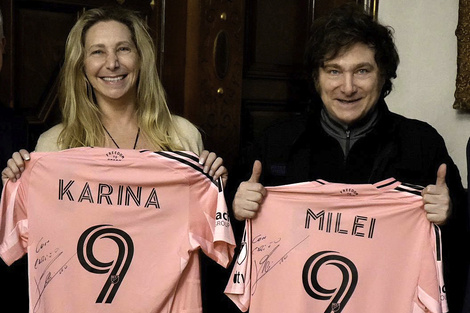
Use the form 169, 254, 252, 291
103, 126, 140, 149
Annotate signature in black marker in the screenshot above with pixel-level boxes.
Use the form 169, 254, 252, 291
32, 250, 76, 313
251, 235, 309, 295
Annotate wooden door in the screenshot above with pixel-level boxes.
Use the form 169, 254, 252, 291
160, 0, 245, 170
239, 0, 370, 164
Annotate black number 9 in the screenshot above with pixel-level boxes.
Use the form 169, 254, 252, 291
302, 251, 358, 313
77, 224, 134, 303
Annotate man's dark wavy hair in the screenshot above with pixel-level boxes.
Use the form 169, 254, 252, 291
304, 3, 399, 98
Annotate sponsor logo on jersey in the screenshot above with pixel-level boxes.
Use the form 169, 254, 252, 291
233, 271, 245, 284
216, 211, 231, 227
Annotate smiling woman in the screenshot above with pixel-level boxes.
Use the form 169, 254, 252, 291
83, 20, 141, 149
56, 7, 186, 152
2, 6, 229, 187
0, 6, 233, 313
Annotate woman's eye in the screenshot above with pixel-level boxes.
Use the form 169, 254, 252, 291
90, 50, 104, 56
118, 46, 131, 53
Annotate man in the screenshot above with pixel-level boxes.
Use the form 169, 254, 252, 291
231, 4, 467, 312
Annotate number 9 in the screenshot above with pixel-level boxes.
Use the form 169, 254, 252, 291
302, 251, 358, 313
77, 224, 134, 303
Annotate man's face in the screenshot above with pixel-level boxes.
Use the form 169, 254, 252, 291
317, 42, 385, 126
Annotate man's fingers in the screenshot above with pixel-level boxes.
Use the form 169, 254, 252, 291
435, 163, 447, 187
248, 160, 262, 183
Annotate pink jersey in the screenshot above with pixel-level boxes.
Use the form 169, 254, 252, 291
225, 179, 447, 313
0, 147, 235, 313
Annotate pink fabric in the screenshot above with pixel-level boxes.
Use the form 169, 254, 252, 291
225, 179, 447, 313
0, 147, 235, 313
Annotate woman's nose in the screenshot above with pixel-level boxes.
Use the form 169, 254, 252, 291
105, 52, 120, 70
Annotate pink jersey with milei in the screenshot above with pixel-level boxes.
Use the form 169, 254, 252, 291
0, 147, 235, 313
225, 179, 447, 313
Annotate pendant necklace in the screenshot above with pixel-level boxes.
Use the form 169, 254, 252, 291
103, 126, 140, 149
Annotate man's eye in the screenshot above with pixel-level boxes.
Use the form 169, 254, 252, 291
357, 69, 369, 74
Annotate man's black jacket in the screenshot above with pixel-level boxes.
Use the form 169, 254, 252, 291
230, 100, 468, 313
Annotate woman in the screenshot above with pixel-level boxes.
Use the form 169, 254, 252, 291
0, 6, 233, 313
2, 6, 226, 185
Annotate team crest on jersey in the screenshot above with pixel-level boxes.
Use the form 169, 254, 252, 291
111, 275, 120, 284
332, 303, 341, 312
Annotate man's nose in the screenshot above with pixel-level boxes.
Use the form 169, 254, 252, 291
340, 73, 357, 95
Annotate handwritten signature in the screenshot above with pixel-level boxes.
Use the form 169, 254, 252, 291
251, 235, 309, 295
32, 240, 76, 313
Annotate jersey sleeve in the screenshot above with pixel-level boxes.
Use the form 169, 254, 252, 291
0, 179, 29, 265
224, 220, 252, 312
189, 178, 236, 267
414, 225, 448, 313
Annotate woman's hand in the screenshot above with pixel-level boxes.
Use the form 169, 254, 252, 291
199, 150, 228, 188
1, 149, 30, 186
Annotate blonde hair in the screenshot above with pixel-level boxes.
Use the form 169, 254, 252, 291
58, 6, 182, 150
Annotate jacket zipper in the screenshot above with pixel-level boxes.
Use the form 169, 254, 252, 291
344, 130, 351, 162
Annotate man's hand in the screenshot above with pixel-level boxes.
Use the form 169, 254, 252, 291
422, 163, 451, 225
232, 161, 266, 221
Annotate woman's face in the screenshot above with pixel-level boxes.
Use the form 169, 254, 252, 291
83, 20, 140, 105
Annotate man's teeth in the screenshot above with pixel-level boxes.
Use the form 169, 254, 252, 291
102, 76, 124, 82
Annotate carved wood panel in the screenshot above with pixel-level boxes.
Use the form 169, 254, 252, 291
196, 0, 244, 169
161, 0, 245, 169
454, 0, 470, 110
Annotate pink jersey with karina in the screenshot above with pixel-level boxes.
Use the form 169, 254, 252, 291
225, 179, 447, 313
0, 147, 235, 313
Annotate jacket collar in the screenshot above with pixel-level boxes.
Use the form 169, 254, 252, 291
295, 98, 394, 147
